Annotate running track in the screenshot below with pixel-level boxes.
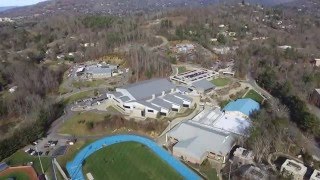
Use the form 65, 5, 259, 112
66, 134, 201, 180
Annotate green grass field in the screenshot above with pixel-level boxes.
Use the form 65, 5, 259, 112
211, 78, 231, 87
244, 89, 264, 103
63, 90, 94, 104
82, 142, 183, 180
0, 171, 30, 180
72, 79, 106, 88
58, 111, 112, 136
4, 150, 51, 174
177, 66, 187, 74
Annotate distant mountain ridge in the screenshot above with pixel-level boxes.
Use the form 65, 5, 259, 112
0, 6, 18, 12
0, 0, 300, 18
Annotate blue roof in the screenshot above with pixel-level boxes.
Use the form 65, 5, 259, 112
223, 98, 260, 116
0, 162, 8, 172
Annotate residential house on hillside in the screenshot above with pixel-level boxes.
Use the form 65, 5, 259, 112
310, 89, 320, 108
280, 159, 307, 180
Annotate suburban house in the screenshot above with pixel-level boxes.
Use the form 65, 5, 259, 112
309, 89, 320, 108
107, 78, 194, 118
233, 147, 254, 165
280, 159, 307, 180
311, 58, 320, 67
242, 165, 268, 180
167, 120, 235, 164
310, 169, 320, 180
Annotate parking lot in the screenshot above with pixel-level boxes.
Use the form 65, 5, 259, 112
170, 68, 217, 85
24, 137, 75, 157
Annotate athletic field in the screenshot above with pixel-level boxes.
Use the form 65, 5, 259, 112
82, 142, 183, 180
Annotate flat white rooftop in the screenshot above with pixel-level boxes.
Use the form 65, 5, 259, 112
190, 107, 251, 135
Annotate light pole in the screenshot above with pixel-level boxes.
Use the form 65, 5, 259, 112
35, 146, 44, 174
228, 159, 233, 180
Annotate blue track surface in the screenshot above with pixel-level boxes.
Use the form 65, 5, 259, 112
66, 134, 201, 180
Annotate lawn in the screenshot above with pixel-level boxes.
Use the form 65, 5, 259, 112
72, 79, 106, 88
82, 142, 183, 180
177, 66, 187, 74
58, 111, 111, 136
211, 78, 231, 87
0, 171, 30, 180
200, 160, 219, 180
63, 90, 94, 104
4, 150, 51, 174
244, 89, 264, 103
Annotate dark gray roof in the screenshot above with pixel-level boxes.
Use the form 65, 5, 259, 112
137, 101, 161, 111
177, 86, 191, 93
112, 92, 123, 98
0, 163, 8, 172
163, 94, 184, 106
119, 96, 130, 102
151, 98, 173, 110
173, 93, 193, 102
192, 79, 215, 91
121, 78, 175, 100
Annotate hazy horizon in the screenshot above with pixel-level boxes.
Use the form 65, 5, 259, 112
0, 0, 48, 7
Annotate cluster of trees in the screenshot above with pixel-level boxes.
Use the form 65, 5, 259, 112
0, 102, 64, 160
127, 47, 172, 82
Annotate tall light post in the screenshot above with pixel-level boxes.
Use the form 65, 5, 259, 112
35, 146, 44, 174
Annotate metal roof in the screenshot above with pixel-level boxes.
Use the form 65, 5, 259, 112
119, 96, 130, 102
112, 92, 123, 98
223, 98, 260, 116
85, 65, 113, 75
0, 163, 8, 172
168, 121, 235, 159
192, 79, 215, 91
137, 101, 161, 111
163, 94, 184, 106
151, 98, 173, 110
119, 79, 175, 100
173, 93, 193, 102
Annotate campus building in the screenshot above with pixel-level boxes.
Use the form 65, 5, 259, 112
107, 78, 194, 118
76, 63, 118, 79
280, 159, 307, 180
167, 121, 235, 164
166, 98, 260, 164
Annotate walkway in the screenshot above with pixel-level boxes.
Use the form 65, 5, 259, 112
66, 135, 201, 180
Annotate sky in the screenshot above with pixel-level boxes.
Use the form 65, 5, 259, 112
0, 0, 48, 7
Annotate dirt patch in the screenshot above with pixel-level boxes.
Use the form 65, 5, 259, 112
0, 166, 38, 180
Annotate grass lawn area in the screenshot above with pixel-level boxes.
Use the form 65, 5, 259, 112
211, 78, 231, 87
244, 89, 264, 103
58, 111, 110, 136
177, 66, 187, 74
63, 90, 94, 104
57, 140, 94, 169
72, 79, 106, 88
0, 171, 30, 180
82, 142, 183, 180
4, 150, 51, 174
200, 160, 218, 180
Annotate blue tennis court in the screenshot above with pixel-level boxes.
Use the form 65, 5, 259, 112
66, 134, 201, 180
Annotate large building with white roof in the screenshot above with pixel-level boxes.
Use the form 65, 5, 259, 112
107, 78, 194, 118
167, 120, 235, 164
76, 63, 118, 79
166, 98, 260, 164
